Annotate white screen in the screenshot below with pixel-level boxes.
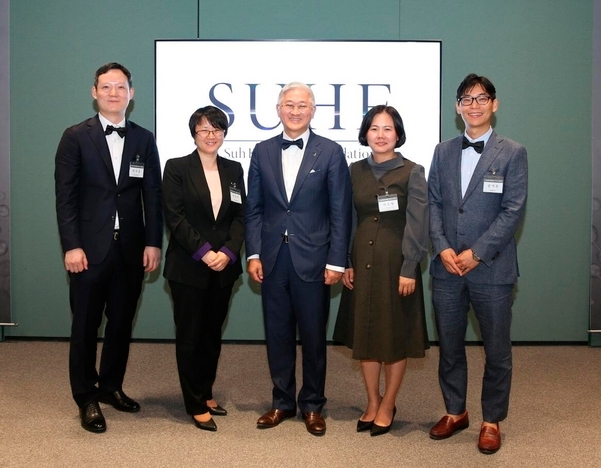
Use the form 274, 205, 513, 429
155, 40, 441, 178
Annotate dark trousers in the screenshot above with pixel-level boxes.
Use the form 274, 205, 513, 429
169, 276, 233, 415
432, 277, 514, 423
261, 243, 330, 414
69, 238, 143, 407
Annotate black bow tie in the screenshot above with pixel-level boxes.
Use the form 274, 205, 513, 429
281, 139, 303, 150
105, 125, 127, 138
462, 136, 484, 154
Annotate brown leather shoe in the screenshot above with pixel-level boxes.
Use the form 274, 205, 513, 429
302, 412, 326, 436
256, 408, 296, 428
478, 423, 501, 454
429, 412, 469, 439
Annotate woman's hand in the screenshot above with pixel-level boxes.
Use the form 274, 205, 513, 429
398, 276, 416, 296
342, 268, 355, 290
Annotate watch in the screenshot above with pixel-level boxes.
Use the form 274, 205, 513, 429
472, 250, 482, 262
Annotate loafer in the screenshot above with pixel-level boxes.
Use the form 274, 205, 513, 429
302, 412, 326, 436
192, 415, 217, 432
356, 418, 374, 432
98, 389, 140, 413
207, 404, 227, 416
79, 401, 106, 433
429, 411, 469, 440
257, 408, 296, 428
478, 423, 501, 454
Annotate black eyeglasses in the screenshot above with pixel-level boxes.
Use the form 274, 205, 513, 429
458, 95, 492, 106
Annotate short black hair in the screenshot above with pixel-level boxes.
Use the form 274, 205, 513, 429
94, 62, 132, 88
358, 105, 406, 148
188, 106, 229, 138
456, 73, 496, 101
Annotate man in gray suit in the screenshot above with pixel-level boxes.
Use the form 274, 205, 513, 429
427, 74, 528, 454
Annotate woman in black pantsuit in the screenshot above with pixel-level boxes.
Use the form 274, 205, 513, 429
163, 106, 245, 432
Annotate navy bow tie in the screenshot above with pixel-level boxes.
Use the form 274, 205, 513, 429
105, 125, 127, 138
462, 136, 484, 154
281, 139, 303, 150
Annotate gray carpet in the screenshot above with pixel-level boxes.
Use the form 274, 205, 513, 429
0, 341, 599, 467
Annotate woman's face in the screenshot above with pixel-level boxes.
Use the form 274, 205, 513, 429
365, 112, 398, 158
194, 117, 225, 156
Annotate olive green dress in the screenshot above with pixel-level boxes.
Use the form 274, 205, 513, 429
333, 155, 429, 362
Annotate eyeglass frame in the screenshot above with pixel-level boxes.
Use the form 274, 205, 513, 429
195, 128, 225, 137
277, 103, 314, 114
457, 94, 493, 106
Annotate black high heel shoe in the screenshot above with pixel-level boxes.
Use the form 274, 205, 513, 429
207, 405, 227, 416
356, 418, 374, 432
192, 415, 217, 432
370, 407, 396, 437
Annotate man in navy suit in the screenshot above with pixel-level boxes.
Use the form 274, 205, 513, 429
428, 74, 528, 454
55, 63, 163, 433
245, 82, 352, 435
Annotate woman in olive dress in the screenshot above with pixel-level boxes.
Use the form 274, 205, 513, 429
334, 105, 429, 436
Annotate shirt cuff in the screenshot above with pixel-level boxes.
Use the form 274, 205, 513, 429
192, 242, 212, 262
326, 264, 345, 273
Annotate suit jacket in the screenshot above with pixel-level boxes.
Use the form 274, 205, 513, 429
245, 131, 352, 282
55, 115, 163, 266
162, 152, 245, 288
428, 131, 528, 284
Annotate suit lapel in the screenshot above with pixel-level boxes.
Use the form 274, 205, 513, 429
188, 152, 216, 221
118, 121, 135, 186
447, 136, 464, 205
462, 131, 503, 202
87, 116, 115, 182
290, 131, 320, 203
267, 135, 288, 203
215, 157, 232, 222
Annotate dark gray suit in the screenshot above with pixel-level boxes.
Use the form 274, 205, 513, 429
428, 131, 527, 422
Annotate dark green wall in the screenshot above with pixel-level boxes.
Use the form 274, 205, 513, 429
8, 0, 592, 341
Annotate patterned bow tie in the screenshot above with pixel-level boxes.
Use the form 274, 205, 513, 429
281, 139, 303, 150
105, 125, 127, 138
462, 136, 484, 154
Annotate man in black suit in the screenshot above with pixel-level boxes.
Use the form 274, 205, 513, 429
55, 62, 163, 433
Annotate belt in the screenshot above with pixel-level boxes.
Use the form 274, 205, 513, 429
113, 231, 120, 241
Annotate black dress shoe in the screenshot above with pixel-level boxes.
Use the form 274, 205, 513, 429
370, 407, 396, 437
79, 401, 106, 433
207, 404, 227, 416
98, 389, 140, 413
356, 418, 374, 432
192, 416, 217, 432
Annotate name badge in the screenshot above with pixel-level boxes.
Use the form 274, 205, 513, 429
129, 155, 144, 178
483, 175, 503, 193
230, 185, 242, 204
377, 193, 399, 212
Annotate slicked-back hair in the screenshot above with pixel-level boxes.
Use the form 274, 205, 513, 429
188, 106, 229, 138
456, 73, 497, 101
94, 62, 132, 88
358, 105, 406, 148
277, 82, 315, 106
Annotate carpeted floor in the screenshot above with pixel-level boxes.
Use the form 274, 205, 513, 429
0, 341, 599, 467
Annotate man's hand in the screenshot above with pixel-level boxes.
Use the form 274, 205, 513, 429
342, 268, 354, 290
248, 258, 264, 283
439, 248, 463, 276
143, 246, 161, 273
398, 276, 416, 296
324, 268, 343, 285
455, 249, 481, 276
64, 248, 88, 273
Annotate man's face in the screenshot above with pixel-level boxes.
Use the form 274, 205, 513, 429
91, 69, 134, 119
276, 87, 315, 138
455, 84, 498, 135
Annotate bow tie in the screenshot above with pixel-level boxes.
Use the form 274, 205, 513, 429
462, 136, 484, 154
105, 125, 127, 138
281, 139, 303, 150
